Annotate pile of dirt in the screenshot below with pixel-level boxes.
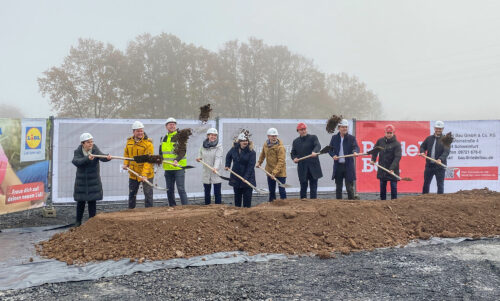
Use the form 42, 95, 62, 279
37, 189, 499, 264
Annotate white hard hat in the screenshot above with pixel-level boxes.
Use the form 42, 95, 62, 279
165, 117, 177, 124
80, 132, 93, 142
267, 128, 279, 136
206, 128, 218, 135
434, 120, 444, 129
339, 119, 349, 127
237, 133, 248, 141
132, 121, 144, 130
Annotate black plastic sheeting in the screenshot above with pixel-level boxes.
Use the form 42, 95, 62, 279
0, 226, 490, 291
0, 226, 288, 291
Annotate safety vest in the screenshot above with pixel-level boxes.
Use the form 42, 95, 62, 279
161, 131, 187, 170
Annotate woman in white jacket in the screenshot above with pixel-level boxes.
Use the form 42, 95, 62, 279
196, 128, 223, 204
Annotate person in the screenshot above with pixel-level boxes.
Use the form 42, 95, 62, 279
291, 122, 323, 199
370, 124, 402, 200
72, 133, 111, 226
123, 121, 154, 209
420, 120, 449, 194
256, 127, 287, 202
0, 138, 25, 214
328, 119, 359, 200
225, 133, 256, 208
159, 117, 188, 206
196, 128, 223, 205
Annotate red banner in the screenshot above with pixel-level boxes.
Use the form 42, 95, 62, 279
5, 182, 45, 204
447, 166, 498, 181
356, 121, 430, 193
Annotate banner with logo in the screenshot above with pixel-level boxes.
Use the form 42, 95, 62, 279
0, 118, 48, 215
356, 120, 500, 193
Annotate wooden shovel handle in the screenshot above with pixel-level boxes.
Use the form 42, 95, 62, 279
226, 168, 257, 190
126, 167, 153, 186
199, 159, 222, 176
373, 162, 401, 180
92, 154, 132, 160
297, 153, 320, 162
420, 154, 448, 168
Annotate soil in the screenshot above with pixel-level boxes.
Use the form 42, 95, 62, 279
198, 104, 212, 123
37, 189, 500, 265
326, 115, 342, 133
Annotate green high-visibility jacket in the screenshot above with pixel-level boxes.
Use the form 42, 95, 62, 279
160, 131, 187, 170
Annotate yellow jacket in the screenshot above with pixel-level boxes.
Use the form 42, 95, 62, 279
123, 135, 154, 180
257, 138, 287, 177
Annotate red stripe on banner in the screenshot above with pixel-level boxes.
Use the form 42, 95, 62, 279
356, 121, 430, 193
5, 182, 45, 204
447, 166, 498, 180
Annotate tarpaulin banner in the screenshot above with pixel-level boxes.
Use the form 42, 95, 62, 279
0, 118, 48, 215
52, 119, 215, 203
430, 120, 500, 192
20, 119, 46, 162
356, 120, 500, 193
219, 118, 354, 194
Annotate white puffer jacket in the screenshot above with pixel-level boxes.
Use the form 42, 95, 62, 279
199, 143, 223, 184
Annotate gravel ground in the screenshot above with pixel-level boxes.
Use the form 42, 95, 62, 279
1, 238, 499, 300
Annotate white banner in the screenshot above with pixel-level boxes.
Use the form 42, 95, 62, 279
430, 120, 500, 192
20, 119, 46, 162
219, 118, 354, 195
52, 119, 215, 203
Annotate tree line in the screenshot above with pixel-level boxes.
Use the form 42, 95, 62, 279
38, 34, 382, 120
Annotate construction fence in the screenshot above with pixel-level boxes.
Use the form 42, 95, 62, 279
1, 117, 499, 214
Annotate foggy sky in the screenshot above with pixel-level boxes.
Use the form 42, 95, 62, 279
1, 0, 499, 120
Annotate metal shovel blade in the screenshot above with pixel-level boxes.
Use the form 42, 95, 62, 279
278, 182, 292, 188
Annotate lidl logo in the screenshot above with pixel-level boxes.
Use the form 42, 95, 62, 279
25, 127, 42, 149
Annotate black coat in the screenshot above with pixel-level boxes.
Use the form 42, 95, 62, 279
371, 136, 402, 181
419, 135, 450, 167
290, 134, 323, 182
328, 133, 360, 182
225, 143, 256, 188
72, 144, 110, 202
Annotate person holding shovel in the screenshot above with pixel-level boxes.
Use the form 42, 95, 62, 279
195, 128, 223, 205
256, 127, 287, 202
291, 122, 323, 199
72, 133, 112, 227
419, 120, 450, 194
159, 117, 188, 206
123, 121, 154, 209
369, 124, 402, 200
328, 119, 359, 200
225, 133, 256, 208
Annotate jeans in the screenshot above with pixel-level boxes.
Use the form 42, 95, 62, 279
164, 170, 188, 206
299, 170, 318, 199
380, 180, 398, 200
267, 176, 287, 202
129, 178, 154, 209
422, 165, 445, 194
204, 183, 222, 205
233, 186, 252, 208
76, 200, 96, 225
335, 163, 355, 199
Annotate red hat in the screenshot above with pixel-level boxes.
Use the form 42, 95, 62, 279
385, 124, 395, 132
296, 122, 307, 131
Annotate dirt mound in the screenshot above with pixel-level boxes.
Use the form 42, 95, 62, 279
37, 189, 500, 264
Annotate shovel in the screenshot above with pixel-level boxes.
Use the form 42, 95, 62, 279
296, 145, 332, 162
335, 146, 384, 159
93, 154, 195, 169
162, 160, 196, 170
256, 166, 291, 188
419, 154, 457, 170
198, 159, 231, 181
226, 167, 269, 194
126, 167, 168, 191
372, 162, 412, 181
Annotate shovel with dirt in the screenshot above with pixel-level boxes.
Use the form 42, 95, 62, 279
296, 146, 333, 162
256, 166, 291, 188
92, 154, 195, 169
225, 167, 269, 194
372, 162, 412, 181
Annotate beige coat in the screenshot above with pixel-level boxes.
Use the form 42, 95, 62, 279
198, 143, 223, 184
257, 138, 286, 177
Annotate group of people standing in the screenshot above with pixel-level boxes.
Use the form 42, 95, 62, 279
71, 118, 450, 226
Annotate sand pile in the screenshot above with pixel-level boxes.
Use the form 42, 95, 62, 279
37, 189, 499, 264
